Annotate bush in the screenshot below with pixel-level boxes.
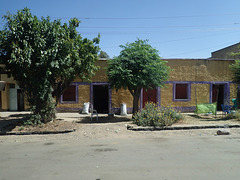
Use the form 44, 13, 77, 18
231, 110, 240, 120
133, 102, 183, 127
24, 114, 42, 126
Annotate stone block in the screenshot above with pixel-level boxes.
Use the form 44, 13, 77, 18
217, 129, 230, 135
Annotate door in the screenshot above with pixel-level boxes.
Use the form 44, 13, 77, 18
93, 85, 109, 113
143, 88, 157, 108
9, 84, 18, 111
212, 84, 224, 110
17, 89, 24, 111
9, 84, 24, 111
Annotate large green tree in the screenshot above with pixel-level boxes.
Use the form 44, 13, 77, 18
99, 50, 110, 59
230, 58, 240, 109
107, 39, 170, 114
0, 8, 100, 123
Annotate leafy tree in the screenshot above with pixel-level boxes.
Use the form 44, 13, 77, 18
0, 8, 100, 123
107, 39, 170, 114
230, 60, 240, 84
99, 50, 110, 58
230, 59, 240, 108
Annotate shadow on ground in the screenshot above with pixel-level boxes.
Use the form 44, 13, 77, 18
76, 115, 132, 124
0, 114, 29, 133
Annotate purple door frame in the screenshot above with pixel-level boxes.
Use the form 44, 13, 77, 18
90, 82, 112, 113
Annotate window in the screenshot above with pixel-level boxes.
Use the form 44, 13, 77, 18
174, 83, 190, 101
62, 85, 76, 102
10, 84, 15, 89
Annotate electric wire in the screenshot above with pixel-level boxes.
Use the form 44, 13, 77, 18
49, 13, 240, 20
163, 41, 240, 58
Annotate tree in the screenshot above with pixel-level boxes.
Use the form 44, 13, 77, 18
99, 50, 110, 58
230, 59, 240, 109
107, 39, 170, 114
0, 8, 100, 123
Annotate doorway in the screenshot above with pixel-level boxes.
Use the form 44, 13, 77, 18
212, 84, 224, 110
93, 85, 109, 113
143, 88, 157, 108
9, 84, 25, 111
0, 91, 1, 111
17, 89, 25, 111
9, 84, 17, 111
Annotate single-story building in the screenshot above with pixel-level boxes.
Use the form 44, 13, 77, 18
1, 43, 239, 113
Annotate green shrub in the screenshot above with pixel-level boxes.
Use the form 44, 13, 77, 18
133, 102, 183, 127
23, 114, 42, 126
231, 110, 240, 120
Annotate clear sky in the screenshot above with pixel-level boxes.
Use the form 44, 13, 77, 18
1, 0, 240, 59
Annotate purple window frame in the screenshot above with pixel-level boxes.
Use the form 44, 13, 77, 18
60, 83, 79, 104
173, 82, 191, 102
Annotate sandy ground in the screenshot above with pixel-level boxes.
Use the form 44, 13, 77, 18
0, 112, 240, 143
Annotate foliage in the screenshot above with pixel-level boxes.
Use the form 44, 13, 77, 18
133, 102, 183, 127
231, 110, 240, 120
24, 115, 42, 126
0, 8, 100, 123
230, 60, 240, 84
107, 39, 170, 114
229, 59, 240, 109
99, 50, 110, 58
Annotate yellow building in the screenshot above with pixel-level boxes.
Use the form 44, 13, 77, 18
160, 58, 236, 112
57, 57, 237, 113
0, 45, 238, 113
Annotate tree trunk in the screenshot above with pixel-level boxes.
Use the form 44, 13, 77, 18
30, 94, 56, 123
53, 81, 71, 107
132, 94, 140, 115
132, 87, 142, 115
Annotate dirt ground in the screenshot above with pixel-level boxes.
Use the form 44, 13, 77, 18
0, 113, 131, 134
1, 112, 240, 139
175, 113, 240, 125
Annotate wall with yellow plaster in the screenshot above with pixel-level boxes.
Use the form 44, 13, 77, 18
230, 83, 238, 105
91, 60, 108, 82
166, 59, 234, 82
160, 84, 173, 106
73, 60, 108, 82
78, 85, 90, 105
57, 85, 90, 109
192, 84, 210, 105
111, 88, 133, 108
1, 84, 9, 110
158, 59, 237, 111
0, 58, 237, 112
1, 74, 16, 110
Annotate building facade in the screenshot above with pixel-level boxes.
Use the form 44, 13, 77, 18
0, 45, 238, 113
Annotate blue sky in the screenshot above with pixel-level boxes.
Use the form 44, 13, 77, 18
1, 0, 240, 59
